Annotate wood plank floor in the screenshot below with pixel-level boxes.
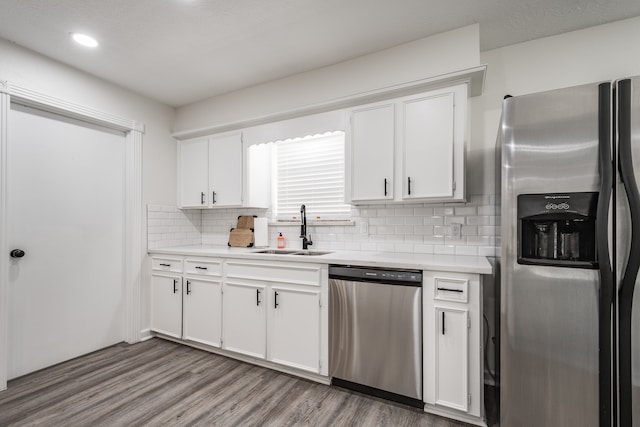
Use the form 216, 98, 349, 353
0, 338, 476, 426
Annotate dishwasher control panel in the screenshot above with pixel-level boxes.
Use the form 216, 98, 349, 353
329, 265, 422, 285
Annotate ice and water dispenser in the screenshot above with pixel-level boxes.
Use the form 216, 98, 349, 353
518, 192, 598, 268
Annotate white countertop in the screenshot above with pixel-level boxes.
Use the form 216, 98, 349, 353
149, 245, 493, 275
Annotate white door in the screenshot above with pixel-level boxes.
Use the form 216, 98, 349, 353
7, 104, 126, 380
209, 133, 242, 207
350, 103, 395, 202
402, 92, 455, 199
222, 281, 266, 358
183, 277, 222, 347
268, 286, 320, 373
150, 273, 183, 339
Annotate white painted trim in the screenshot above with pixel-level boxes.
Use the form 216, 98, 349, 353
7, 83, 144, 133
139, 329, 154, 342
125, 129, 143, 344
172, 65, 486, 140
0, 81, 9, 391
0, 80, 144, 390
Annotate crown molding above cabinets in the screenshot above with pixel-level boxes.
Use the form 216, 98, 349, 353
172, 66, 485, 141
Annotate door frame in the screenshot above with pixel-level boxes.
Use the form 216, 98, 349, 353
0, 80, 144, 390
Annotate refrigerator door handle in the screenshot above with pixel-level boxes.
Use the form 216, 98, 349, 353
617, 78, 640, 427
596, 82, 614, 427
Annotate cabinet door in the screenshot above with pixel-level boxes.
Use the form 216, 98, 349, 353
434, 306, 468, 412
150, 273, 182, 338
268, 286, 321, 373
183, 277, 222, 347
403, 92, 455, 199
222, 282, 266, 358
179, 138, 209, 208
351, 104, 394, 202
209, 133, 243, 207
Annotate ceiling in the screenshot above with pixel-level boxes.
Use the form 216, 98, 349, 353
1, 0, 639, 108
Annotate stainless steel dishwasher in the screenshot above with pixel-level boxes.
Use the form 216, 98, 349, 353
329, 265, 423, 407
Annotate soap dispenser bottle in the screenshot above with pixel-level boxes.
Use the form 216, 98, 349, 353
277, 232, 285, 249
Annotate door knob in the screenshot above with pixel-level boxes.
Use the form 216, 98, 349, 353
10, 249, 25, 258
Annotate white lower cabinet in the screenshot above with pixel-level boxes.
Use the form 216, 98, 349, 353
268, 286, 321, 372
151, 256, 328, 379
222, 260, 327, 375
150, 272, 183, 339
150, 257, 223, 347
424, 271, 484, 426
183, 277, 222, 347
434, 306, 469, 411
222, 281, 267, 358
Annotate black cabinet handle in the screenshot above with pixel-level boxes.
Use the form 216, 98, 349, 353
186, 280, 191, 295
173, 279, 178, 294
384, 178, 388, 196
195, 266, 207, 270
256, 289, 261, 306
10, 249, 25, 258
407, 177, 412, 195
442, 312, 445, 335
212, 191, 217, 204
201, 192, 205, 205
437, 287, 463, 293
160, 263, 171, 267
274, 291, 279, 309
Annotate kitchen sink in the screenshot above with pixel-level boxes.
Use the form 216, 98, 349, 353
254, 249, 300, 254
292, 251, 332, 256
253, 249, 332, 256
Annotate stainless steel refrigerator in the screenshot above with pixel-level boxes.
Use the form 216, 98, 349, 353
500, 77, 640, 426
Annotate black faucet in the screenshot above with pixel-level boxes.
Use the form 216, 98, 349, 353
300, 204, 313, 250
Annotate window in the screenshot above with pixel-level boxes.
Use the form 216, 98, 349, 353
272, 131, 350, 221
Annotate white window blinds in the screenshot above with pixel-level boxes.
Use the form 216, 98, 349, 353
273, 131, 350, 221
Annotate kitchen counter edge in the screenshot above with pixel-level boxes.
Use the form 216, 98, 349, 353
148, 245, 493, 275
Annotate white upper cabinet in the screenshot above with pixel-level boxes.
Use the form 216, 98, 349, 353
209, 133, 243, 207
349, 83, 468, 204
402, 92, 456, 200
179, 138, 209, 208
350, 103, 395, 202
178, 132, 269, 209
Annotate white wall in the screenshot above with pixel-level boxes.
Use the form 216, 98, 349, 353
472, 15, 640, 199
0, 38, 177, 332
173, 24, 480, 133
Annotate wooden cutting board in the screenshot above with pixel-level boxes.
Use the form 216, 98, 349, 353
228, 228, 254, 247
236, 215, 255, 229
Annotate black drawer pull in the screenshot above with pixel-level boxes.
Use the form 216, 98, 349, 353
437, 287, 463, 293
186, 280, 191, 295
195, 266, 208, 270
256, 289, 261, 306
442, 312, 446, 335
274, 291, 279, 308
159, 263, 171, 267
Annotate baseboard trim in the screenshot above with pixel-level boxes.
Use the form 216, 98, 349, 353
139, 329, 153, 342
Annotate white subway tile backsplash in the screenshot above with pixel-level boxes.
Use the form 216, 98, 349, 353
146, 193, 500, 256
433, 207, 455, 216
424, 216, 444, 225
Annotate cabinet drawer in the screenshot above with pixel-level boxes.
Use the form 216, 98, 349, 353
225, 261, 322, 287
433, 276, 468, 303
151, 257, 183, 273
185, 258, 222, 277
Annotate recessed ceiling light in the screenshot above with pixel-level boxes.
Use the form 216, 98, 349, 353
70, 32, 98, 48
